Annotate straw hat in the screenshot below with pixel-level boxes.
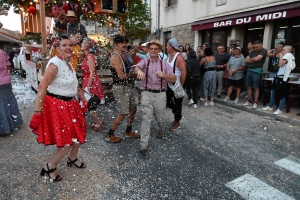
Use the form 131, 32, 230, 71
146, 39, 163, 50
66, 10, 76, 17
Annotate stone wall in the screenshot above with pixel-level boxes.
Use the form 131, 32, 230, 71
171, 23, 195, 49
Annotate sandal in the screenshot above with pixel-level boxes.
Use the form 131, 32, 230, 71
40, 163, 62, 181
67, 157, 86, 168
93, 120, 104, 132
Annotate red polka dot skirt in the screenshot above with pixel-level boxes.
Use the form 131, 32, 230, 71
34, 95, 87, 147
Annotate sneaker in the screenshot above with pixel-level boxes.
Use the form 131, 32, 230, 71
124, 131, 140, 138
140, 148, 149, 155
217, 95, 221, 98
233, 98, 239, 104
208, 101, 214, 106
199, 98, 205, 102
203, 102, 208, 106
169, 121, 180, 131
262, 106, 273, 111
274, 109, 282, 115
252, 103, 258, 109
156, 131, 164, 138
223, 96, 229, 102
243, 102, 252, 106
193, 104, 197, 109
100, 98, 105, 104
188, 99, 194, 105
105, 134, 121, 143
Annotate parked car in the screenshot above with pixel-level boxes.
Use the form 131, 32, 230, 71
13, 47, 29, 78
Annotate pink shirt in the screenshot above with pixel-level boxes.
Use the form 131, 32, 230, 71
0, 50, 11, 85
133, 58, 174, 90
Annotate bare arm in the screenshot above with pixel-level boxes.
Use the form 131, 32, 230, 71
87, 55, 95, 88
200, 58, 206, 66
156, 71, 176, 83
267, 49, 276, 57
34, 64, 58, 112
176, 55, 186, 85
110, 54, 136, 79
133, 66, 145, 80
279, 57, 288, 67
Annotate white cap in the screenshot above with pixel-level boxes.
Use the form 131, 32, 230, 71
141, 42, 148, 47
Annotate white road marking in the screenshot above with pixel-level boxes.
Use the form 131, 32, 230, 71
275, 158, 300, 176
225, 173, 294, 200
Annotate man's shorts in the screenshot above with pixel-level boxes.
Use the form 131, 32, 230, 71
246, 70, 262, 89
228, 78, 243, 87
112, 85, 137, 114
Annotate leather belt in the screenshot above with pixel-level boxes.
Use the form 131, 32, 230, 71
46, 91, 75, 101
143, 89, 166, 93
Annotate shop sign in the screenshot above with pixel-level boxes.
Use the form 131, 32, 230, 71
192, 7, 300, 31
213, 11, 287, 27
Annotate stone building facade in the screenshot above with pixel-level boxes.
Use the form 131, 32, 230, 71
150, 0, 300, 72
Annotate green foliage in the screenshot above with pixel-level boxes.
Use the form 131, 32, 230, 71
22, 33, 42, 44
2, 0, 151, 40
117, 0, 151, 39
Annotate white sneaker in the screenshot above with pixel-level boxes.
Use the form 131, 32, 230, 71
199, 98, 205, 102
100, 98, 105, 104
243, 102, 252, 106
274, 109, 282, 115
262, 106, 273, 111
193, 104, 197, 109
252, 103, 258, 109
203, 102, 208, 106
233, 98, 239, 104
223, 96, 229, 102
188, 99, 194, 105
208, 101, 214, 106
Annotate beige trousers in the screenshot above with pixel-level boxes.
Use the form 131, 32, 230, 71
140, 91, 167, 149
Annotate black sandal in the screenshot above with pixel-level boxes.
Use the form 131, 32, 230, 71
67, 157, 86, 168
40, 163, 62, 181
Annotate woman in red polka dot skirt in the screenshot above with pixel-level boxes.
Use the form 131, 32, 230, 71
81, 37, 105, 132
30, 35, 88, 182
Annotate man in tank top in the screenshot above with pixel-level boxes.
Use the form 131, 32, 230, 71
166, 38, 186, 131
106, 35, 140, 143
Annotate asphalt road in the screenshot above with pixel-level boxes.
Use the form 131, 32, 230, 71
0, 74, 299, 199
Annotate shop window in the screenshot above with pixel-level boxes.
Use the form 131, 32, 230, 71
246, 23, 265, 43
168, 0, 177, 7
203, 30, 211, 46
118, 0, 127, 13
102, 0, 113, 10
212, 31, 226, 51
272, 18, 300, 71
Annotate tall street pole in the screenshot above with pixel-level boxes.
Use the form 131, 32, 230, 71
40, 0, 47, 56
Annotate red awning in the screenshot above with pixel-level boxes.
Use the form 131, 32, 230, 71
192, 2, 300, 31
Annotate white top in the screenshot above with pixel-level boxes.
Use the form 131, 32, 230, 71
46, 57, 78, 97
167, 52, 181, 78
277, 64, 287, 76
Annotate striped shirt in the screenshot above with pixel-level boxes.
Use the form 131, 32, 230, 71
228, 55, 245, 80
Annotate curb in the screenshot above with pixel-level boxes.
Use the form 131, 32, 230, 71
213, 98, 300, 127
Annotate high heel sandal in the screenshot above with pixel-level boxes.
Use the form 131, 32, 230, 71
67, 157, 86, 168
40, 163, 62, 181
93, 120, 104, 132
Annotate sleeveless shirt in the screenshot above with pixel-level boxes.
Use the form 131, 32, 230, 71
110, 52, 132, 86
167, 52, 181, 79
